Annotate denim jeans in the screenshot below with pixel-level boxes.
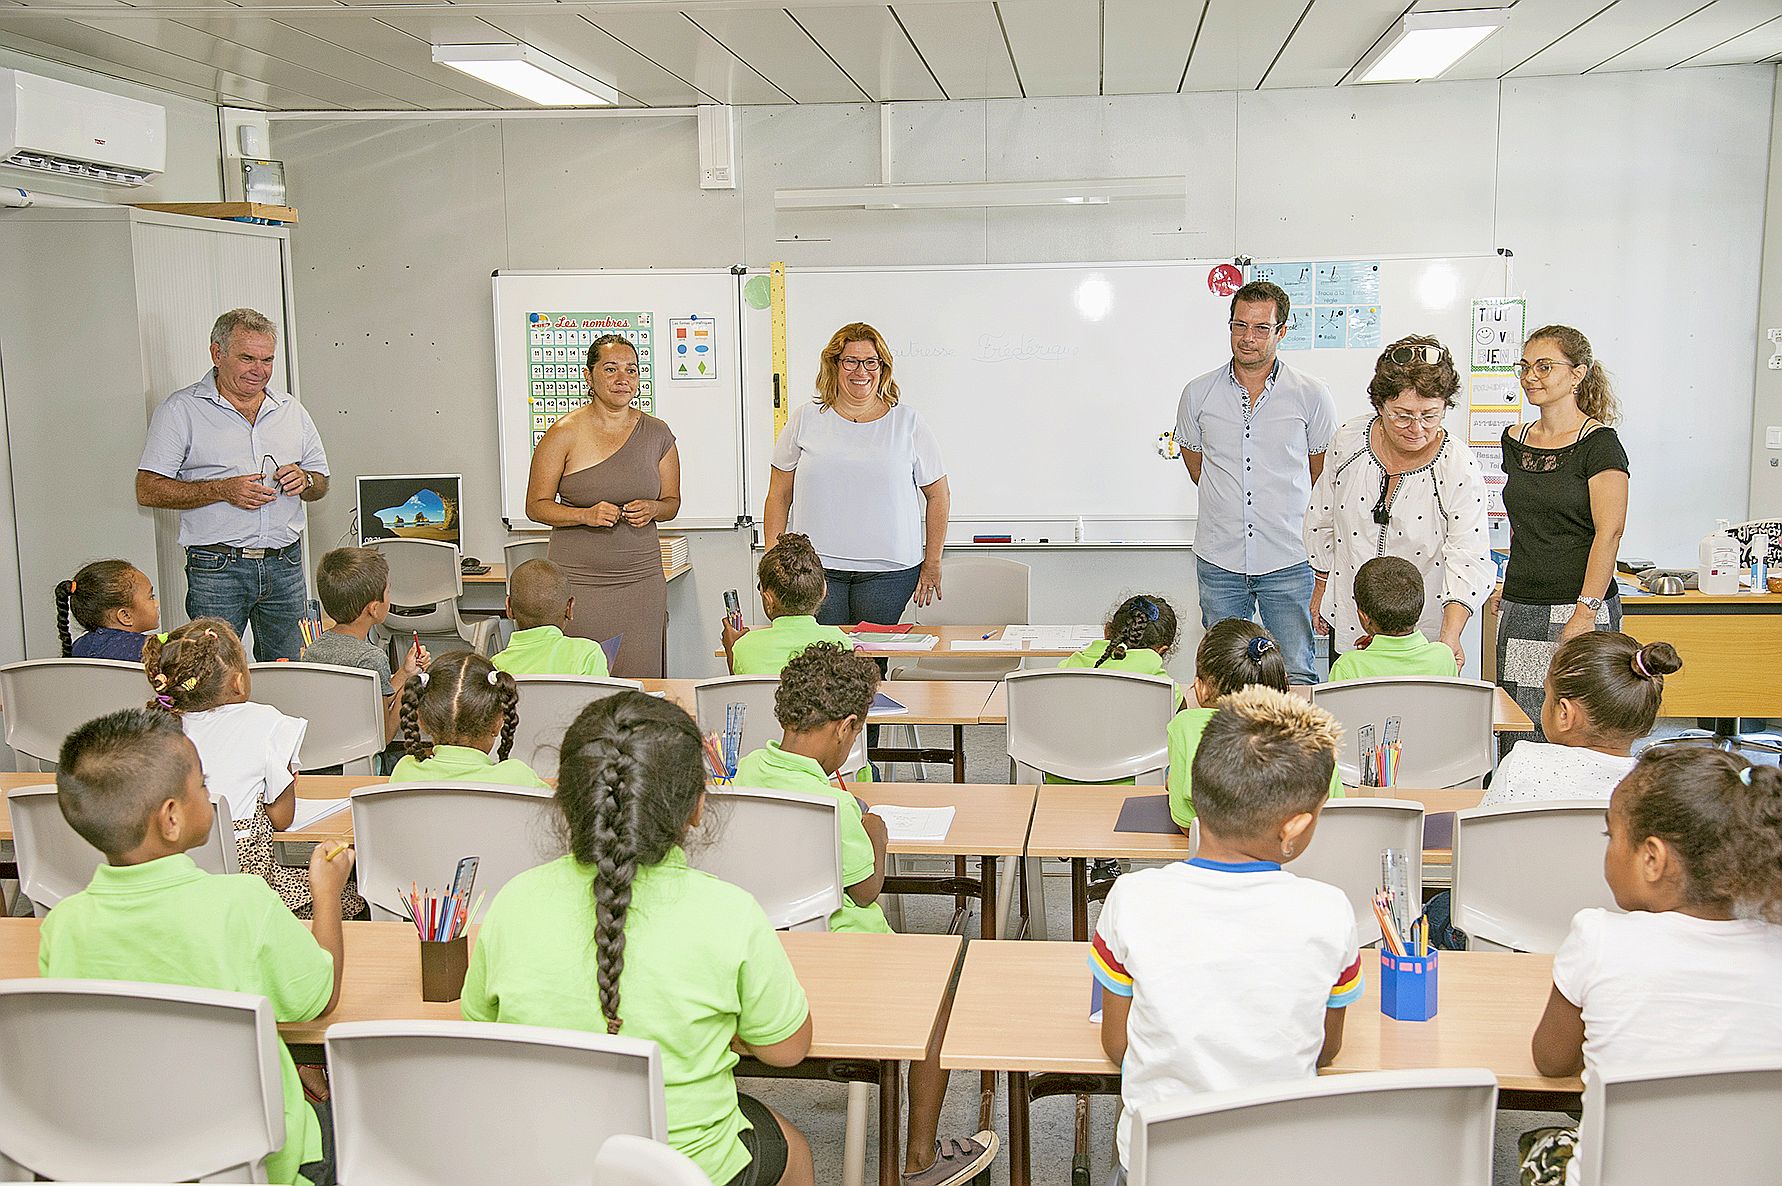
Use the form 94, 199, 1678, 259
1195, 555, 1318, 685
816, 565, 923, 627
185, 543, 308, 662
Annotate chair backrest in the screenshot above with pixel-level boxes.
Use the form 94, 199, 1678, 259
1004, 668, 1175, 783
0, 658, 151, 768
370, 539, 463, 637
502, 538, 550, 577
349, 782, 561, 922
691, 675, 865, 776
1451, 800, 1618, 952
896, 556, 1032, 680
1128, 1067, 1497, 1186
1310, 677, 1496, 788
1574, 1057, 1782, 1186
9, 785, 237, 916
249, 662, 384, 773
1288, 799, 1424, 947
690, 787, 843, 931
510, 674, 642, 778
593, 1134, 711, 1186
0, 979, 282, 1182
328, 1019, 666, 1186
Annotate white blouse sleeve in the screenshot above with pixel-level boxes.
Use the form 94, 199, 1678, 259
910, 410, 946, 486
262, 710, 307, 802
1435, 442, 1494, 613
769, 401, 808, 472
1305, 422, 1359, 574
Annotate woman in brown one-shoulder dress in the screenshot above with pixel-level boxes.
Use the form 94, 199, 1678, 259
525, 334, 681, 677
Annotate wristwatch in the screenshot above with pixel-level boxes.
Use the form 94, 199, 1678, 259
1577, 595, 1604, 612
302, 470, 315, 491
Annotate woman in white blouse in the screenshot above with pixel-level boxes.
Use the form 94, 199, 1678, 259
1305, 336, 1493, 667
763, 322, 951, 625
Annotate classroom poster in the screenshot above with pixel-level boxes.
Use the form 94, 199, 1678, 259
1469, 372, 1521, 410
1470, 298, 1525, 371
1316, 261, 1381, 306
1345, 306, 1381, 350
525, 311, 656, 447
1252, 259, 1382, 351
1278, 308, 1313, 351
1473, 445, 1508, 518
1250, 261, 1313, 309
1315, 307, 1347, 349
668, 316, 719, 381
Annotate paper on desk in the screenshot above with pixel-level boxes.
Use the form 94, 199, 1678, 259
289, 798, 351, 830
868, 804, 956, 842
950, 638, 1026, 652
870, 692, 908, 715
849, 632, 938, 651
1001, 625, 1104, 649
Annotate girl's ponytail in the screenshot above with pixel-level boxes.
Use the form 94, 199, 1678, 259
493, 670, 520, 761
399, 674, 432, 760
55, 580, 76, 657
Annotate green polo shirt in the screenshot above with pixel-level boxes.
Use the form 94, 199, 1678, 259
491, 624, 610, 679
1328, 629, 1458, 683
38, 854, 332, 1185
1167, 706, 1345, 828
730, 615, 852, 676
731, 741, 893, 935
389, 744, 549, 787
462, 851, 807, 1184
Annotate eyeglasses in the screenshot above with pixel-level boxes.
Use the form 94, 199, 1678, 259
838, 357, 882, 372
1513, 358, 1575, 380
1382, 408, 1446, 429
1386, 343, 1445, 366
1228, 320, 1282, 339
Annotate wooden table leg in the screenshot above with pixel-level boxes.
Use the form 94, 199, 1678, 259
1071, 858, 1089, 942
1008, 1070, 1031, 1186
879, 1060, 902, 1186
952, 724, 965, 782
980, 855, 998, 941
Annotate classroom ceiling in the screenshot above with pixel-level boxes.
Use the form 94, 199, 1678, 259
0, 0, 1777, 112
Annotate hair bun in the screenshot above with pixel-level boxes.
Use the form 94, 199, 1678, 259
1630, 641, 1683, 680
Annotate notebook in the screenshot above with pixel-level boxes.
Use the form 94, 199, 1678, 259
1113, 793, 1181, 835
867, 804, 956, 842
289, 798, 352, 831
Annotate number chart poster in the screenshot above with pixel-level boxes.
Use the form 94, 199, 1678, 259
1248, 260, 1381, 351
525, 311, 655, 447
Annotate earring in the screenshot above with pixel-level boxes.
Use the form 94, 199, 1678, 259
1282, 842, 1295, 858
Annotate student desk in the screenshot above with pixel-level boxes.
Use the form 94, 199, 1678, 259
939, 940, 1578, 1186
978, 683, 1537, 734
717, 626, 1086, 661
0, 918, 957, 1186
459, 559, 692, 617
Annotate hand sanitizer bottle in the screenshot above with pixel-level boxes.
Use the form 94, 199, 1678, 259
1700, 519, 1740, 595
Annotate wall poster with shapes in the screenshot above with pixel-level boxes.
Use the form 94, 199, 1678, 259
1315, 307, 1348, 349
525, 311, 656, 448
1471, 298, 1525, 371
1316, 260, 1381, 306
668, 316, 719, 381
1279, 307, 1313, 351
1345, 306, 1381, 350
1250, 261, 1314, 310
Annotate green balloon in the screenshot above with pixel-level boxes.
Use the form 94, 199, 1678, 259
743, 275, 772, 310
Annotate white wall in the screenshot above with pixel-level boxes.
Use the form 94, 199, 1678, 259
1751, 66, 1782, 517
273, 66, 1775, 679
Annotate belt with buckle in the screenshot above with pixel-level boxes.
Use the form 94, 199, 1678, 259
189, 542, 299, 560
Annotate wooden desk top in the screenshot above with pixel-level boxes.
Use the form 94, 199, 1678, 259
718, 626, 1084, 661
938, 940, 1577, 1094
979, 683, 1533, 733
647, 679, 999, 726
465, 560, 691, 586
854, 783, 1037, 858
0, 918, 960, 1061
1617, 588, 1782, 610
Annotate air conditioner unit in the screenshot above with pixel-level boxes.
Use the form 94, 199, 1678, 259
0, 69, 165, 187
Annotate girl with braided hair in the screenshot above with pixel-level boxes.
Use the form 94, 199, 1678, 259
1060, 593, 1181, 682
389, 651, 546, 787
462, 691, 815, 1186
55, 559, 159, 660
145, 618, 364, 918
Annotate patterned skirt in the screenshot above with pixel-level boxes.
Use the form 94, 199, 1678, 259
1495, 597, 1621, 755
234, 800, 365, 920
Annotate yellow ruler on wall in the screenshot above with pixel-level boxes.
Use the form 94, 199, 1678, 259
770, 261, 788, 439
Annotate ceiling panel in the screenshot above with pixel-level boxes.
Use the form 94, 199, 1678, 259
890, 2, 1020, 99
0, 23, 241, 104
1438, 0, 1622, 80
1180, 0, 1313, 92
684, 8, 866, 103
997, 0, 1100, 97
1595, 0, 1782, 70
590, 10, 790, 103
265, 14, 535, 109
1259, 0, 1410, 89
1681, 13, 1782, 65
1102, 0, 1198, 94
1510, 0, 1714, 76
788, 5, 944, 102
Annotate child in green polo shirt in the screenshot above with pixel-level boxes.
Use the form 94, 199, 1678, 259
39, 708, 354, 1186
1168, 619, 1344, 830
721, 532, 852, 676
462, 691, 816, 1186
390, 651, 548, 787
491, 559, 611, 678
1328, 556, 1459, 682
730, 643, 998, 1186
1060, 593, 1182, 685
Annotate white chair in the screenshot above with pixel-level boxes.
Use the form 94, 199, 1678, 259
894, 555, 1031, 682
348, 782, 560, 922
1311, 676, 1497, 788
0, 979, 284, 1183
691, 787, 843, 932
1574, 1057, 1782, 1186
510, 674, 641, 779
1127, 1067, 1497, 1186
369, 539, 498, 658
1451, 800, 1618, 952
1289, 798, 1424, 947
594, 1134, 710, 1186
249, 662, 384, 774
0, 658, 150, 770
502, 538, 550, 577
8, 785, 237, 917
328, 1019, 666, 1186
692, 674, 867, 776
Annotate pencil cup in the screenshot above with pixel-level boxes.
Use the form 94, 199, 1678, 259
1380, 948, 1438, 1022
419, 935, 469, 1002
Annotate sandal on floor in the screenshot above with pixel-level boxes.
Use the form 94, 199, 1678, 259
903, 1130, 1000, 1186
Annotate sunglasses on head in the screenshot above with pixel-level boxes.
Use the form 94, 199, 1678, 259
1386, 343, 1444, 366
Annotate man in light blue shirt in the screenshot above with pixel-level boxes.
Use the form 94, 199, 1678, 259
1175, 281, 1336, 685
136, 308, 329, 661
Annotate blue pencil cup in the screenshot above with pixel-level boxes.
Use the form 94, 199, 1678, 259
1380, 948, 1439, 1021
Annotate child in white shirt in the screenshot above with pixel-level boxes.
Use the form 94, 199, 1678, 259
1484, 632, 1681, 808
145, 618, 364, 919
1527, 746, 1782, 1185
1091, 687, 1364, 1180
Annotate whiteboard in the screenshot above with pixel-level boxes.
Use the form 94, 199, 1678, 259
492, 269, 745, 528
741, 258, 1508, 538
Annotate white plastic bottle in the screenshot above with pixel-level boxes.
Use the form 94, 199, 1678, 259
1699, 519, 1740, 595
1752, 533, 1771, 594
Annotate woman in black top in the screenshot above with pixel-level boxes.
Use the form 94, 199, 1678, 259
1495, 325, 1630, 743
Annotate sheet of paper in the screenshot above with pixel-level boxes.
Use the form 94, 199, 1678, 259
290, 797, 352, 830
848, 633, 938, 651
1000, 625, 1104, 649
868, 804, 956, 843
869, 692, 908, 715
949, 638, 1027, 652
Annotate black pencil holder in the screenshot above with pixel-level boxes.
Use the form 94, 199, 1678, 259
419, 935, 469, 1002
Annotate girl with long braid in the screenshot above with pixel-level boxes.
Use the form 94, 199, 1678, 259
1060, 593, 1182, 687
55, 559, 159, 660
462, 691, 815, 1186
388, 651, 546, 787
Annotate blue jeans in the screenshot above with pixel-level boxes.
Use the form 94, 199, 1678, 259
816, 565, 923, 627
185, 543, 308, 662
1195, 555, 1318, 685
